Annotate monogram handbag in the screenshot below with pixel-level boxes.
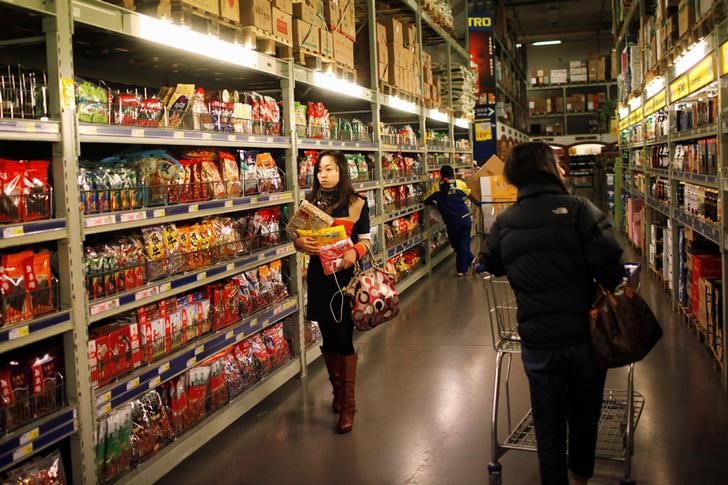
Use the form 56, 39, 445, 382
343, 248, 400, 331
589, 281, 663, 368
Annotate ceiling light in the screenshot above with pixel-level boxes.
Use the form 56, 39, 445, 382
516, 43, 522, 48
386, 95, 419, 114
454, 118, 470, 129
628, 96, 642, 111
674, 39, 709, 76
618, 106, 630, 119
428, 109, 449, 123
532, 40, 562, 46
645, 77, 665, 98
312, 71, 363, 98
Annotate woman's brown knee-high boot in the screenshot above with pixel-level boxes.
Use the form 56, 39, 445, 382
321, 348, 342, 413
337, 353, 357, 433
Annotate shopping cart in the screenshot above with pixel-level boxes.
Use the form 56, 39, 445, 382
483, 263, 644, 485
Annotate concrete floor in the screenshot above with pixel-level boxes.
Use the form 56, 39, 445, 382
160, 249, 728, 485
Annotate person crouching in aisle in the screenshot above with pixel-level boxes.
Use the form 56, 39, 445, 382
423, 165, 475, 276
476, 142, 624, 485
293, 150, 371, 434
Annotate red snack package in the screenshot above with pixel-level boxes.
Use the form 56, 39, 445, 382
168, 376, 188, 436
1, 361, 32, 431
31, 351, 61, 415
319, 238, 354, 275
262, 322, 291, 367
233, 341, 259, 389
1, 251, 34, 324
186, 366, 210, 425
208, 354, 229, 413
222, 351, 245, 399
249, 334, 272, 376
22, 161, 50, 221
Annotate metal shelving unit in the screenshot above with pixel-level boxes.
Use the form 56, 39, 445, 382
617, 6, 728, 387
0, 0, 470, 482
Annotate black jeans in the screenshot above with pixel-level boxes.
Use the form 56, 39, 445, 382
521, 343, 607, 485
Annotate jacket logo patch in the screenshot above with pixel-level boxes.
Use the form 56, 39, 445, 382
552, 207, 568, 215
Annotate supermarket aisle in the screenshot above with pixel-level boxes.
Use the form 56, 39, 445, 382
160, 249, 728, 485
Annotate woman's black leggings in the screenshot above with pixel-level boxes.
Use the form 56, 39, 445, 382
318, 317, 355, 355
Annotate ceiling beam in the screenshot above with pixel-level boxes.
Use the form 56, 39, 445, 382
519, 30, 613, 42
505, 0, 579, 6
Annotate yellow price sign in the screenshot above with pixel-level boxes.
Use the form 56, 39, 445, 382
688, 56, 715, 94
670, 75, 690, 102
643, 98, 654, 117
721, 40, 728, 75
474, 122, 493, 142
653, 90, 666, 112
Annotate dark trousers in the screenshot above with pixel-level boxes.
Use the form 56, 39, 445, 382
447, 216, 474, 273
318, 317, 355, 355
521, 343, 607, 485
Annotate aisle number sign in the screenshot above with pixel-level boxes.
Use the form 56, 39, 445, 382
670, 74, 690, 102
687, 56, 715, 94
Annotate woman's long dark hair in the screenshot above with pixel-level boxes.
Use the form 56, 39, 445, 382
504, 142, 567, 190
306, 150, 358, 210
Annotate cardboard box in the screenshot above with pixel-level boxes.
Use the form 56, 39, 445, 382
679, 2, 695, 37
240, 0, 272, 33
293, 19, 320, 53
378, 62, 389, 83
325, 0, 356, 40
272, 6, 293, 45
183, 0, 219, 16
570, 60, 586, 68
466, 155, 517, 203
320, 28, 337, 57
404, 23, 416, 47
551, 69, 568, 84
384, 16, 404, 45
333, 30, 354, 69
293, 2, 323, 27
377, 21, 387, 44
219, 0, 239, 23
274, 0, 292, 15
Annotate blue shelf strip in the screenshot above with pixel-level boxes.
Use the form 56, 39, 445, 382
79, 124, 291, 146
352, 180, 381, 191
382, 144, 422, 152
0, 119, 59, 136
385, 204, 424, 222
675, 212, 720, 245
384, 175, 426, 187
95, 299, 299, 417
297, 139, 379, 151
0, 219, 66, 241
84, 193, 292, 231
387, 233, 426, 259
0, 310, 71, 344
88, 243, 295, 321
0, 407, 77, 471
672, 171, 719, 188
646, 197, 670, 218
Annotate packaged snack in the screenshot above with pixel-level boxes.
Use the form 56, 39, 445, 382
245, 270, 262, 311
168, 376, 188, 436
268, 260, 288, 302
166, 84, 195, 129
208, 355, 229, 412
255, 153, 282, 193
233, 340, 260, 388
319, 238, 354, 275
285, 200, 334, 239
238, 150, 259, 195
76, 80, 109, 124
200, 160, 226, 199
218, 151, 240, 197
262, 322, 291, 367
186, 365, 210, 425
0, 361, 32, 431
1, 251, 34, 324
139, 96, 164, 127
163, 224, 186, 275
222, 352, 245, 399
249, 334, 273, 376
22, 160, 51, 221
7, 449, 67, 484
191, 87, 213, 131
113, 91, 140, 126
257, 264, 274, 308
296, 225, 347, 246
31, 351, 61, 415
142, 226, 168, 281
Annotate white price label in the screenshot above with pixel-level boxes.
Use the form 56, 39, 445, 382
101, 402, 112, 415
273, 306, 283, 316
24, 123, 37, 133
196, 272, 207, 281
8, 326, 29, 340
261, 319, 270, 327
269, 194, 279, 201
226, 330, 234, 340
187, 357, 197, 368
267, 137, 274, 143
126, 377, 140, 391
250, 318, 258, 327
276, 246, 288, 256
355, 143, 360, 147
131, 129, 144, 137
19, 428, 39, 446
158, 362, 170, 374
202, 133, 212, 140
120, 211, 146, 223
224, 200, 234, 208
149, 376, 161, 389
13, 443, 33, 462
159, 282, 171, 293
3, 226, 24, 239
195, 345, 204, 355
153, 209, 166, 218
258, 253, 266, 261
315, 140, 321, 145
134, 286, 158, 301
98, 391, 112, 404
226, 263, 235, 272
89, 298, 119, 316
228, 134, 236, 141
85, 215, 116, 228
188, 204, 199, 213
173, 131, 184, 139
236, 332, 245, 342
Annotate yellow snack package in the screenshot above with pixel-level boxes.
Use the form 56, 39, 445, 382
296, 225, 348, 246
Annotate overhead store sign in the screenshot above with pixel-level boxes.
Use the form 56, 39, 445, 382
619, 117, 629, 131
687, 56, 715, 93
643, 89, 666, 117
628, 108, 642, 125
469, 10, 497, 164
720, 41, 728, 75
670, 74, 690, 102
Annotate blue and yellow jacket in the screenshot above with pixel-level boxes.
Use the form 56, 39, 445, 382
422, 178, 471, 222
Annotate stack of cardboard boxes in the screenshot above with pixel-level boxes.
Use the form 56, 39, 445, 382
422, 52, 441, 107
570, 61, 588, 83
530, 55, 610, 87
376, 18, 424, 98
239, 0, 293, 45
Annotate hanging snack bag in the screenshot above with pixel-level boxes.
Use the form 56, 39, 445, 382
23, 160, 51, 221
218, 151, 241, 197
7, 449, 68, 484
0, 361, 32, 431
31, 352, 61, 415
257, 264, 274, 308
233, 340, 260, 388
222, 352, 245, 399
269, 259, 288, 302
200, 159, 226, 199
166, 84, 195, 129
245, 270, 262, 311
1, 251, 34, 324
263, 322, 291, 367
255, 152, 282, 193
208, 355, 229, 413
238, 150, 259, 195
142, 226, 168, 281
163, 224, 185, 275
249, 334, 273, 376
186, 366, 210, 425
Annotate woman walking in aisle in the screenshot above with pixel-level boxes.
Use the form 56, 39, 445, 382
293, 150, 371, 434
423, 164, 475, 276
477, 142, 624, 485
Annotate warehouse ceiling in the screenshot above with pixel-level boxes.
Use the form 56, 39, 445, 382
450, 0, 613, 43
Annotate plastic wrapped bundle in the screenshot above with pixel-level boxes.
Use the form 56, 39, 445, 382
433, 64, 476, 118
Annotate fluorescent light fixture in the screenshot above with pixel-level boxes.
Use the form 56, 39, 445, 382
428, 109, 449, 123
387, 95, 419, 114
516, 43, 522, 48
312, 71, 363, 98
618, 106, 630, 119
454, 118, 470, 129
675, 39, 708, 76
628, 96, 642, 111
645, 76, 665, 98
531, 40, 561, 46
132, 14, 255, 68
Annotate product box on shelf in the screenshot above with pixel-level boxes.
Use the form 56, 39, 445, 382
384, 16, 404, 45
180, 0, 219, 16
293, 19, 320, 53
551, 69, 568, 84
240, 0, 272, 34
320, 29, 334, 58
678, 0, 696, 37
292, 1, 324, 28
274, 0, 293, 15
272, 6, 293, 45
219, 0, 240, 23
333, 30, 354, 69
324, 0, 356, 41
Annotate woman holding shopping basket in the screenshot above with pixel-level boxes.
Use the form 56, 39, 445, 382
476, 142, 624, 485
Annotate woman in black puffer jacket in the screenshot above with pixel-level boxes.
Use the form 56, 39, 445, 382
478, 142, 624, 485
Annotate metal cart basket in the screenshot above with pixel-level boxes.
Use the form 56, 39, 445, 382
483, 264, 644, 485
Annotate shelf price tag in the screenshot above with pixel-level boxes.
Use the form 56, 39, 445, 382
173, 131, 185, 139
195, 345, 204, 356
226, 330, 234, 340
98, 391, 112, 405
134, 286, 159, 301
186, 357, 197, 368
149, 376, 161, 389
159, 282, 171, 293
126, 377, 140, 391
19, 428, 40, 446
226, 263, 235, 271
224, 200, 234, 208
89, 298, 119, 316
196, 272, 207, 281
158, 362, 170, 374
188, 204, 199, 213
120, 211, 146, 223
2, 226, 24, 239
236, 332, 245, 342
85, 214, 116, 228
227, 134, 236, 141
13, 443, 33, 462
202, 133, 212, 140
9, 326, 29, 340
131, 129, 145, 137
250, 318, 258, 327
100, 402, 112, 415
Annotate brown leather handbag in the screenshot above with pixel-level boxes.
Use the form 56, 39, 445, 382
589, 282, 663, 368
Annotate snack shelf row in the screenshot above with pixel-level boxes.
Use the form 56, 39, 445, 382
0, 219, 67, 250
0, 407, 77, 473
384, 203, 425, 223
88, 242, 295, 323
672, 171, 720, 189
0, 310, 73, 354
386, 232, 428, 260
646, 196, 671, 219
394, 265, 430, 294
668, 125, 719, 143
94, 297, 298, 418
674, 211, 721, 246
0, 119, 60, 142
114, 358, 301, 485
431, 246, 455, 269
383, 175, 428, 188
83, 192, 294, 235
